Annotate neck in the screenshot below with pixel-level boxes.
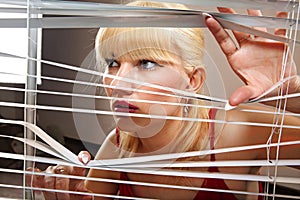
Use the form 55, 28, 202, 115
136, 118, 183, 154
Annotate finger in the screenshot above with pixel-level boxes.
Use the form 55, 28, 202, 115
78, 151, 91, 165
229, 85, 261, 106
74, 181, 88, 192
43, 166, 57, 200
54, 166, 71, 199
217, 7, 236, 14
71, 151, 91, 188
72, 151, 92, 200
274, 12, 288, 36
72, 165, 86, 177
216, 7, 251, 46
205, 15, 237, 57
25, 167, 44, 199
26, 167, 44, 198
247, 9, 263, 16
70, 152, 88, 192
73, 181, 93, 200
26, 167, 43, 187
247, 9, 267, 33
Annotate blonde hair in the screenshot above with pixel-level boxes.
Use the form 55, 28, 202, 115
95, 1, 209, 159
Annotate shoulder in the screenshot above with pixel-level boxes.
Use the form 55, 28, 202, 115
211, 105, 273, 160
219, 104, 300, 160
219, 104, 299, 145
216, 105, 276, 147
225, 104, 299, 126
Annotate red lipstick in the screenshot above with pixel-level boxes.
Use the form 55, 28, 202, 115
113, 100, 139, 113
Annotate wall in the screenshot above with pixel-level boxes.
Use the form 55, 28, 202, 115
0, 3, 299, 150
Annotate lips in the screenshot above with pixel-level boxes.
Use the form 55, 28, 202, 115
113, 100, 139, 113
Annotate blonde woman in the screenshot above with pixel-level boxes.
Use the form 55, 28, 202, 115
29, 1, 300, 200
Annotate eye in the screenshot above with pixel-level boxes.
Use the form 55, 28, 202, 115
105, 59, 119, 68
140, 60, 161, 70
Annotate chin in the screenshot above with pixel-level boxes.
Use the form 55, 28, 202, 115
116, 117, 166, 139
115, 117, 139, 132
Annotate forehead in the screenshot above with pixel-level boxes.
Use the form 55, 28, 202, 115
97, 28, 183, 62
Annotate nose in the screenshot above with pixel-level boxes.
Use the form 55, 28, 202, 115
110, 62, 135, 97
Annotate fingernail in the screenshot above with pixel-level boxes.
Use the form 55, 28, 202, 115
202, 12, 213, 19
82, 154, 89, 164
225, 101, 236, 111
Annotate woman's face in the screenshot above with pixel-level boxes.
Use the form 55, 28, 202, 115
102, 49, 194, 134
98, 28, 204, 134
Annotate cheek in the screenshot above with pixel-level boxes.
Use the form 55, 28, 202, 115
135, 86, 182, 115
139, 67, 190, 91
133, 68, 189, 110
103, 77, 113, 96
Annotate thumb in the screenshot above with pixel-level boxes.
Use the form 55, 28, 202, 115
229, 85, 261, 106
70, 151, 92, 178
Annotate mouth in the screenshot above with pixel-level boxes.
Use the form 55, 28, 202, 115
113, 100, 139, 113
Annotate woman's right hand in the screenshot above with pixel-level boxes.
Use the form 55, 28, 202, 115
26, 151, 93, 200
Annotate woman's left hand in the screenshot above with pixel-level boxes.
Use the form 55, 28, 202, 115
205, 8, 298, 106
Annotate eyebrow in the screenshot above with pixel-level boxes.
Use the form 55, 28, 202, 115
152, 60, 175, 67
105, 58, 114, 62
103, 52, 180, 66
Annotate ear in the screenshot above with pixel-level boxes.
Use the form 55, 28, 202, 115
189, 67, 206, 92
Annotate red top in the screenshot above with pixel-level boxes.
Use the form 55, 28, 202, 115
116, 109, 264, 200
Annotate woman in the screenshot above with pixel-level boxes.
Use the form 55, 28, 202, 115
28, 1, 300, 200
